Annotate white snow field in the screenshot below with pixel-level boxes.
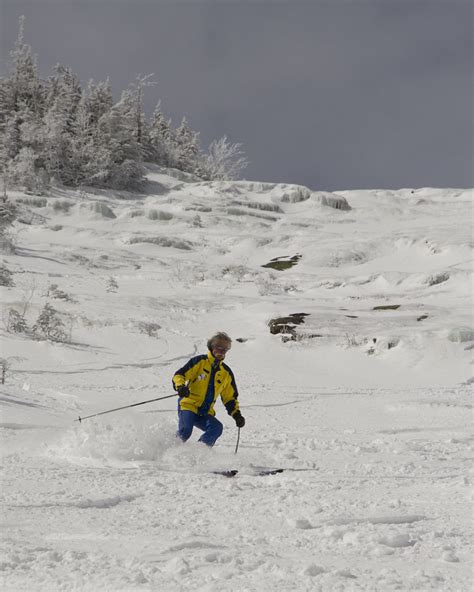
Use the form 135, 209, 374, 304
1, 169, 473, 592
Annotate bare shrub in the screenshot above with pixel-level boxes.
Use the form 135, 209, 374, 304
47, 283, 74, 301
137, 321, 161, 337
200, 136, 248, 181
16, 197, 47, 207
344, 333, 365, 348
222, 265, 253, 282
106, 276, 119, 292
0, 358, 8, 384
7, 309, 28, 333
426, 272, 449, 286
0, 264, 15, 286
32, 303, 68, 342
52, 200, 74, 212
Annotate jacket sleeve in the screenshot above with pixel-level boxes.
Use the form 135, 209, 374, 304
172, 356, 203, 391
221, 364, 240, 417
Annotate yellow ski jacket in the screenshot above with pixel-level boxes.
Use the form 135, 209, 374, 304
172, 352, 240, 417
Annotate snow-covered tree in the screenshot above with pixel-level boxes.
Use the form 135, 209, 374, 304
0, 198, 18, 253
199, 135, 248, 181
85, 78, 113, 127
129, 74, 155, 144
7, 147, 38, 191
148, 101, 174, 165
2, 113, 22, 161
172, 116, 200, 173
95, 91, 145, 189
1, 16, 248, 193
4, 16, 44, 117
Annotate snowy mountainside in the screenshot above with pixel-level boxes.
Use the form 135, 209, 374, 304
4, 171, 472, 387
1, 169, 473, 592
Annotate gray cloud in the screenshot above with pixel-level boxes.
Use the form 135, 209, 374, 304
1, 0, 472, 190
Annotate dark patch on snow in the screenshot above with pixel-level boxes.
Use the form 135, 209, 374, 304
262, 254, 301, 271
268, 312, 309, 338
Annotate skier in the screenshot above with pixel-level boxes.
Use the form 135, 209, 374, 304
172, 332, 245, 446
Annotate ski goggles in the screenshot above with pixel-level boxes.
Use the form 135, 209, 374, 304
212, 344, 231, 353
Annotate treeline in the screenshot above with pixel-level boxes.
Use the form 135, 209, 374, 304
0, 17, 248, 193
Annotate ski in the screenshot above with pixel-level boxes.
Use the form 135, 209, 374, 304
211, 468, 284, 477
212, 470, 239, 478
256, 468, 284, 476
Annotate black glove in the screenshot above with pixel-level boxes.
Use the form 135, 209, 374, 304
233, 411, 245, 428
177, 385, 190, 397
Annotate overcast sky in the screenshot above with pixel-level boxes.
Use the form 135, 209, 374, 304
1, 0, 473, 191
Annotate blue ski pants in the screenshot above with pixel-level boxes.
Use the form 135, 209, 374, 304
177, 409, 223, 447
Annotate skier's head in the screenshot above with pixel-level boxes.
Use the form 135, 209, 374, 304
207, 332, 232, 361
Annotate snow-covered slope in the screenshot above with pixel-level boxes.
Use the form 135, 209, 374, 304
1, 170, 472, 591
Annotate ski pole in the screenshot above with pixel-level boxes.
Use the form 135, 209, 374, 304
234, 427, 241, 455
75, 393, 178, 423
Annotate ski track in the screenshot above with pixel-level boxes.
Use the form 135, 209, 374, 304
1, 385, 472, 592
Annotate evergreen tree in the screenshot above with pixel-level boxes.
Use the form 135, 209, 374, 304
67, 97, 94, 185
6, 16, 44, 117
172, 116, 200, 173
42, 65, 83, 184
0, 17, 45, 190
85, 78, 113, 127
148, 101, 174, 165
129, 74, 155, 145
42, 95, 74, 184
7, 147, 38, 191
2, 113, 22, 161
96, 90, 145, 189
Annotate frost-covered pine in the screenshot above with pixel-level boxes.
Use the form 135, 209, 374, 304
2, 114, 22, 161
96, 91, 145, 190
85, 78, 113, 127
5, 17, 44, 117
6, 147, 38, 192
3, 107, 48, 192
42, 65, 83, 185
129, 74, 156, 145
148, 102, 174, 166
67, 97, 103, 186
172, 117, 200, 173
0, 18, 46, 191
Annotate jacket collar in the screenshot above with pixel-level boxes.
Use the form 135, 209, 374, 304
207, 351, 221, 369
